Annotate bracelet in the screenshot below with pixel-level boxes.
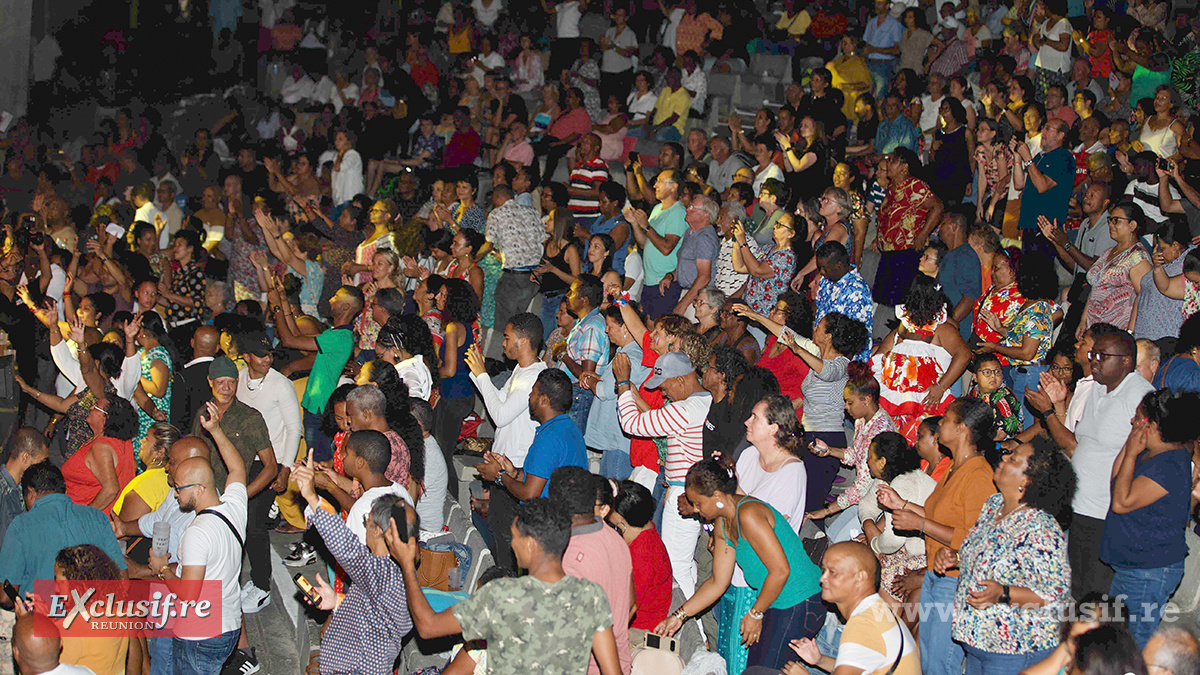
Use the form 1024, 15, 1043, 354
920, 518, 927, 534
157, 564, 171, 580
747, 608, 764, 620
616, 380, 632, 388
672, 607, 689, 621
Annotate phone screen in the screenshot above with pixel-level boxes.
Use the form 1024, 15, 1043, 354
646, 633, 661, 650
292, 574, 320, 604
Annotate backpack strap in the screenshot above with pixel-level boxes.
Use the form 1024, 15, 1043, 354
197, 508, 244, 549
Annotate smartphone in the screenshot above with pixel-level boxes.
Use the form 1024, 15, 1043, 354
644, 633, 678, 653
105, 223, 125, 239
4, 580, 18, 602
628, 151, 639, 163
292, 574, 320, 605
779, 325, 799, 345
390, 502, 409, 542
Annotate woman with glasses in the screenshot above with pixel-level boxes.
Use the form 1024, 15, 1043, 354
693, 287, 725, 340
732, 209, 805, 318
1080, 200, 1152, 337
730, 292, 814, 425
790, 187, 853, 287
62, 396, 139, 516
972, 246, 1024, 349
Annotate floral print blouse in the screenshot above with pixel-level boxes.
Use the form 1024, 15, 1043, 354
952, 493, 1070, 655
998, 300, 1054, 367
967, 383, 1023, 439
1085, 244, 1149, 331
973, 284, 1024, 346
835, 408, 897, 510
166, 260, 206, 326
744, 247, 796, 315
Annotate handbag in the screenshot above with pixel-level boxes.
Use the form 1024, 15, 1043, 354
417, 546, 461, 591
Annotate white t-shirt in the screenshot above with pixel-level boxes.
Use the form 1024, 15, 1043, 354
1034, 18, 1073, 74
556, 0, 582, 38
417, 436, 448, 532
42, 665, 96, 675
331, 149, 364, 206
395, 355, 433, 401
177, 482, 248, 638
919, 93, 944, 136
469, 361, 547, 467
1072, 373, 1155, 519
346, 482, 412, 543
237, 368, 303, 466
736, 446, 808, 530
601, 26, 638, 74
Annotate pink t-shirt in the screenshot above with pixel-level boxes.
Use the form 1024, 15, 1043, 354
564, 519, 633, 675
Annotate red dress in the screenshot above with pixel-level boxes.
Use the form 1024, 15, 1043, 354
756, 336, 810, 422
62, 436, 137, 516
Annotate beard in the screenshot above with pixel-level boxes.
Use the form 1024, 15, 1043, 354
179, 500, 196, 513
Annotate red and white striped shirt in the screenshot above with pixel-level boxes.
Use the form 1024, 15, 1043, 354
567, 156, 610, 220
617, 390, 712, 484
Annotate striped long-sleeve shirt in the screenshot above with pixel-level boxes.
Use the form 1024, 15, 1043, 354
617, 390, 712, 484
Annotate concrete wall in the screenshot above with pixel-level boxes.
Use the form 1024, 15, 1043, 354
0, 0, 33, 118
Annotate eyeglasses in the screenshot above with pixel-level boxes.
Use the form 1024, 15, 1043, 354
173, 483, 202, 494
976, 368, 1003, 377
1049, 364, 1073, 374
1088, 350, 1129, 363
1109, 215, 1135, 224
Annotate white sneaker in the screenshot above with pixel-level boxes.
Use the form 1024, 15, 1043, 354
241, 584, 271, 614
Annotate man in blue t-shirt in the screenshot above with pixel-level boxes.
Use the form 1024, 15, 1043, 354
1015, 118, 1074, 261
477, 369, 587, 500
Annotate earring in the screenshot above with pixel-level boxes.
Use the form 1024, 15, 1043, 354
715, 501, 726, 509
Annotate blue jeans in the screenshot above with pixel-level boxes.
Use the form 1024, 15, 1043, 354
627, 125, 682, 142
172, 629, 240, 675
919, 572, 964, 675
1004, 364, 1048, 431
867, 59, 895, 97
804, 618, 844, 675
303, 409, 332, 462
748, 593, 826, 669
569, 384, 594, 435
148, 636, 173, 675
652, 468, 668, 531
599, 448, 633, 480
1110, 561, 1186, 648
826, 505, 861, 543
963, 644, 1054, 675
538, 293, 565, 343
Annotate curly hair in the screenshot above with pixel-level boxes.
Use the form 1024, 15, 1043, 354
685, 458, 739, 497
823, 312, 869, 357
676, 333, 712, 376
1021, 436, 1077, 527
709, 346, 749, 390
901, 275, 949, 328
759, 393, 803, 457
871, 431, 920, 483
56, 544, 121, 580
1016, 253, 1058, 301
442, 277, 480, 327
778, 290, 814, 339
1138, 389, 1200, 445
361, 362, 426, 486
379, 314, 441, 385
102, 396, 139, 441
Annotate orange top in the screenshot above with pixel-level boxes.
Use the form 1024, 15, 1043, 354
922, 454, 995, 577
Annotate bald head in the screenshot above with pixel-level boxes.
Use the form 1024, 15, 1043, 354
820, 542, 880, 607
13, 613, 62, 673
191, 325, 220, 359
167, 437, 210, 483
175, 456, 214, 490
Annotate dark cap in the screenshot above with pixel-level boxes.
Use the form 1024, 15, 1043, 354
238, 331, 273, 357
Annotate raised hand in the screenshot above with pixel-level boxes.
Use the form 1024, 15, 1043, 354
198, 400, 224, 433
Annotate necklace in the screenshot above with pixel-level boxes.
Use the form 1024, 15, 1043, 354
245, 373, 267, 392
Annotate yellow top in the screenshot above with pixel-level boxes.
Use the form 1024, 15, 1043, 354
652, 87, 692, 134
112, 467, 170, 517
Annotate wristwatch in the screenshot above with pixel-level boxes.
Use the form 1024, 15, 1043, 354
1022, 159, 1033, 169
999, 585, 1011, 605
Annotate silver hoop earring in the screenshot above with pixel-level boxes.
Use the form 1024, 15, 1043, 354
715, 501, 726, 509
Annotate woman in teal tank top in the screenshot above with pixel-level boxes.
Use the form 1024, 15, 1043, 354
653, 459, 825, 670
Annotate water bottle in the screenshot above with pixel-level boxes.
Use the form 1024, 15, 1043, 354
152, 521, 170, 558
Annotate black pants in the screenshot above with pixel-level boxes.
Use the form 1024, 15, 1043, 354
1059, 272, 1090, 348
1021, 227, 1057, 262
1068, 512, 1114, 602
487, 486, 519, 570
532, 138, 572, 182
804, 431, 846, 514
246, 460, 274, 592
434, 393, 476, 500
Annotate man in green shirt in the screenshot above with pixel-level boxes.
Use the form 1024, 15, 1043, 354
191, 355, 277, 614
273, 284, 363, 462
626, 169, 687, 319
391, 498, 623, 675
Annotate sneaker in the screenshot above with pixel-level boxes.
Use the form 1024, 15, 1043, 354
241, 584, 271, 614
222, 648, 261, 675
283, 542, 316, 567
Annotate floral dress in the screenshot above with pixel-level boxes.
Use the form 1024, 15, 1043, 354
1184, 276, 1200, 320
568, 58, 603, 121
744, 247, 797, 315
1085, 244, 1149, 331
135, 346, 172, 462
872, 305, 955, 443
952, 493, 1070, 656
973, 283, 1025, 346
878, 176, 936, 252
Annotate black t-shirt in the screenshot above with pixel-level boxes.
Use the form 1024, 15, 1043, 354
227, 165, 269, 199
703, 397, 748, 461
795, 92, 847, 139
488, 95, 529, 129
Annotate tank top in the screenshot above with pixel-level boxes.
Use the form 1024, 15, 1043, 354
538, 240, 577, 297
723, 497, 821, 609
1139, 119, 1178, 159
439, 324, 474, 399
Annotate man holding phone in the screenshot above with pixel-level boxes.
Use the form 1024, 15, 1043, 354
290, 450, 415, 675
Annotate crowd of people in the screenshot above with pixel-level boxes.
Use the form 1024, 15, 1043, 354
4, 0, 1200, 673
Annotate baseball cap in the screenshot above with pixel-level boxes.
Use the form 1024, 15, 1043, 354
238, 331, 273, 357
644, 352, 695, 389
207, 356, 239, 380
